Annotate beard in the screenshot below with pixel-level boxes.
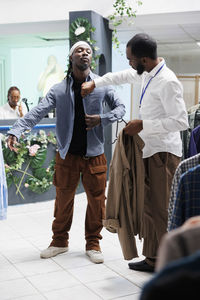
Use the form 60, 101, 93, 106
9, 100, 18, 108
77, 62, 90, 71
136, 63, 145, 75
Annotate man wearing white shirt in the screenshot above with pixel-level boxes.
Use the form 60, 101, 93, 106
81, 33, 189, 272
0, 86, 27, 119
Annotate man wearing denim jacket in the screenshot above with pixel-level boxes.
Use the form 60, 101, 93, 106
7, 41, 125, 264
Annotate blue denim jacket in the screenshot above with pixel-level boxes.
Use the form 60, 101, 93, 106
8, 72, 125, 159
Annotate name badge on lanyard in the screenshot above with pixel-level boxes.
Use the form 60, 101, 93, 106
139, 63, 165, 113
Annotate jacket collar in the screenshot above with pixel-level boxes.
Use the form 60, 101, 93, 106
68, 70, 95, 83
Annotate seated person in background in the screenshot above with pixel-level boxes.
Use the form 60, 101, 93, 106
0, 86, 28, 119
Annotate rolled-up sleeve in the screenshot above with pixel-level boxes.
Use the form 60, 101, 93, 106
94, 68, 141, 88
100, 86, 126, 126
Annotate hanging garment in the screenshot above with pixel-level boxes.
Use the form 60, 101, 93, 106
0, 139, 8, 220
169, 164, 200, 230
103, 130, 145, 260
188, 125, 200, 158
168, 153, 200, 231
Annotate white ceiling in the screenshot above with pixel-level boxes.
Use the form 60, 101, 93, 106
0, 20, 69, 47
115, 11, 200, 56
0, 11, 200, 56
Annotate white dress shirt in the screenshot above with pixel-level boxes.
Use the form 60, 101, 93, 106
94, 59, 189, 158
0, 102, 28, 120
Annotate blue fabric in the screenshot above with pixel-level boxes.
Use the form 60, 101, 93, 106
140, 251, 200, 300
8, 71, 125, 159
168, 153, 200, 231
170, 164, 200, 230
0, 139, 8, 220
188, 125, 200, 158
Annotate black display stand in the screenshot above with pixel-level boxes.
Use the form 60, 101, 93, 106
69, 10, 112, 75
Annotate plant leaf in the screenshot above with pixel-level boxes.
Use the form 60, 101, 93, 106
30, 148, 47, 169
33, 167, 47, 180
3, 147, 17, 165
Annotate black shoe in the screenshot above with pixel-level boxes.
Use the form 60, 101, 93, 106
128, 259, 155, 272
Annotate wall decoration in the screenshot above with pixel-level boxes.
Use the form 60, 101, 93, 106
69, 17, 100, 70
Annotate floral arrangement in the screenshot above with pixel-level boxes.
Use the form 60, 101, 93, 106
1, 130, 57, 199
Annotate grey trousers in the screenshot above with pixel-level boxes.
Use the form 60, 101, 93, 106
142, 152, 180, 265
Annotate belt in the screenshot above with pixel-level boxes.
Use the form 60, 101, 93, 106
82, 155, 90, 160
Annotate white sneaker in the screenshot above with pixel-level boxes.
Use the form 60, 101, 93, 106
40, 246, 68, 259
86, 250, 104, 264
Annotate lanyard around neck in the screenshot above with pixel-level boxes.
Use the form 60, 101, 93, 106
139, 63, 165, 107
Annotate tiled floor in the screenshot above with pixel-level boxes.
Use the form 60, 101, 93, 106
0, 192, 152, 300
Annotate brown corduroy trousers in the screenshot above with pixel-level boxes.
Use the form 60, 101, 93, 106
142, 152, 180, 265
50, 152, 107, 251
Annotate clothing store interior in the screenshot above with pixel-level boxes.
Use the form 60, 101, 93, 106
0, 1, 200, 299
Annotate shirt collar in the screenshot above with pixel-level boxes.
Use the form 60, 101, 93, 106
148, 57, 165, 77
69, 70, 94, 83
86, 70, 95, 81
6, 102, 15, 112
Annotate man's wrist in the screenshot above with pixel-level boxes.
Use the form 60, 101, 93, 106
93, 78, 100, 88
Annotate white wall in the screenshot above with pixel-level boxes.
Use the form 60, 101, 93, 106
112, 44, 131, 121
112, 43, 142, 121
11, 43, 69, 109
0, 47, 11, 104
163, 52, 200, 109
163, 52, 200, 75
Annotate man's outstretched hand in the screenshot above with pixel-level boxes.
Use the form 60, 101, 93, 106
7, 135, 19, 152
123, 120, 143, 136
81, 81, 95, 97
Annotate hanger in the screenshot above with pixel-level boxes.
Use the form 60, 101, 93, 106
111, 119, 127, 144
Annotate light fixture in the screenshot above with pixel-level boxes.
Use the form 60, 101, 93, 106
197, 42, 200, 47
